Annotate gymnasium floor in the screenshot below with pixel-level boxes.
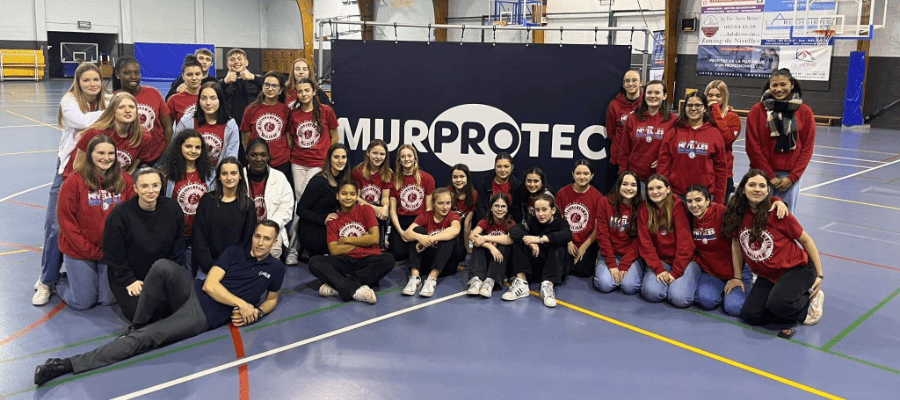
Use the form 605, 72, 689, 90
0, 80, 898, 399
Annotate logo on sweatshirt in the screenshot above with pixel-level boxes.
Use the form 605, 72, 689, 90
255, 113, 284, 141
399, 184, 425, 212
609, 215, 630, 233
176, 182, 207, 215
295, 120, 320, 148
185, 104, 197, 118
678, 140, 710, 159
253, 195, 266, 219
201, 132, 224, 165
339, 221, 367, 238
739, 228, 774, 262
693, 227, 717, 245
359, 184, 382, 205
636, 126, 665, 143
564, 202, 590, 233
137, 103, 156, 131
87, 190, 123, 211
117, 149, 133, 168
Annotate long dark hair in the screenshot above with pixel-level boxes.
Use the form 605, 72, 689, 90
522, 166, 552, 196
251, 71, 286, 105
195, 82, 230, 126
321, 143, 351, 187
761, 68, 803, 97
533, 192, 560, 219
636, 80, 671, 122
722, 169, 772, 241
160, 129, 212, 183
213, 156, 252, 211
676, 92, 711, 128
645, 174, 674, 233
486, 192, 512, 226
112, 56, 139, 92
608, 170, 642, 236
79, 135, 127, 194
684, 183, 711, 230
450, 164, 476, 211
292, 78, 322, 136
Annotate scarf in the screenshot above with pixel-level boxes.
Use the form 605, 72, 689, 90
761, 91, 802, 153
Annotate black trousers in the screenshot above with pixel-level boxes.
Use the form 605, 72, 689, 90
387, 215, 416, 262
469, 244, 511, 289
570, 243, 599, 278
511, 241, 571, 285
741, 262, 817, 325
409, 227, 462, 277
108, 263, 174, 323
298, 222, 329, 257
308, 253, 395, 301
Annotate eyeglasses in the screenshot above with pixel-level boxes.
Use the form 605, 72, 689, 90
492, 204, 508, 209
685, 104, 705, 110
262, 83, 281, 89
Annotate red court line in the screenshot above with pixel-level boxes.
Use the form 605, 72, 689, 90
0, 242, 42, 253
821, 252, 900, 273
3, 200, 47, 209
882, 154, 900, 163
229, 323, 251, 400
0, 303, 66, 347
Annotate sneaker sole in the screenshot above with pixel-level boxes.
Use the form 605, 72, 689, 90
804, 291, 825, 325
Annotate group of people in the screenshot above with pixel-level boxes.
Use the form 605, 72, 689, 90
31, 50, 825, 385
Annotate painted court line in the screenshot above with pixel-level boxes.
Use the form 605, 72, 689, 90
820, 252, 900, 273
733, 145, 885, 164
552, 295, 845, 400
800, 158, 900, 192
4, 110, 61, 131
0, 182, 52, 203
228, 324, 251, 400
0, 124, 43, 129
110, 291, 468, 400
801, 193, 900, 212
0, 249, 28, 257
0, 303, 67, 347
821, 287, 900, 352
812, 145, 899, 156
0, 149, 57, 157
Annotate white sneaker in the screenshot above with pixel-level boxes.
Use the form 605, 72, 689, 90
33, 282, 53, 306
352, 285, 377, 304
467, 277, 483, 295
803, 290, 825, 325
479, 278, 494, 298
402, 276, 421, 296
540, 281, 557, 308
501, 277, 529, 301
34, 278, 41, 291
419, 278, 437, 297
285, 250, 299, 266
318, 283, 338, 297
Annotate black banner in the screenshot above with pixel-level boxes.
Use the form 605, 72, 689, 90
332, 40, 631, 191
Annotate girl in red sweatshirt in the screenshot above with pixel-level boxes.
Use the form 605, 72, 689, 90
555, 160, 602, 278
113, 56, 173, 165
705, 80, 742, 199
745, 69, 816, 213
637, 174, 699, 307
593, 171, 644, 294
57, 135, 135, 311
722, 170, 825, 326
617, 80, 678, 184
604, 70, 643, 193
656, 92, 728, 203
467, 193, 515, 298
240, 71, 292, 183
69, 92, 150, 177
352, 139, 394, 248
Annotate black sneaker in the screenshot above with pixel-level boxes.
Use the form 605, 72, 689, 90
34, 358, 70, 386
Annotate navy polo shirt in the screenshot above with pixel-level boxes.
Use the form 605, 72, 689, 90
196, 245, 285, 328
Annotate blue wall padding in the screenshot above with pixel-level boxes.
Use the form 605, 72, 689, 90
134, 42, 214, 82
843, 51, 866, 126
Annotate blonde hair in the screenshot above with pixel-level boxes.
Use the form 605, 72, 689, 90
704, 80, 731, 113
286, 58, 320, 92
57, 63, 109, 127
355, 139, 393, 183
84, 92, 144, 148
393, 144, 422, 188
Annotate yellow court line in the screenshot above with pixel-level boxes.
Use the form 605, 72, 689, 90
801, 193, 900, 212
0, 149, 57, 157
548, 294, 845, 400
0, 249, 28, 257
4, 110, 61, 131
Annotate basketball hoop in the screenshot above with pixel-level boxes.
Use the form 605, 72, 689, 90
812, 29, 836, 47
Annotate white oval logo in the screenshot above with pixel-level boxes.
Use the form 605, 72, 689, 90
428, 104, 520, 172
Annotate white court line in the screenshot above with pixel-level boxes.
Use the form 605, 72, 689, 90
111, 291, 469, 400
819, 222, 900, 246
807, 160, 869, 168
0, 124, 43, 129
0, 182, 52, 203
0, 149, 57, 157
733, 144, 886, 163
4, 110, 60, 130
813, 144, 899, 156
801, 157, 900, 192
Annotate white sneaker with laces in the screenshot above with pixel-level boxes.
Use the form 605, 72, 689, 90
501, 277, 529, 301
540, 281, 557, 308
33, 282, 53, 306
352, 285, 377, 304
419, 278, 438, 297
284, 250, 299, 266
479, 278, 494, 298
34, 278, 41, 291
467, 277, 483, 295
803, 289, 825, 325
319, 283, 338, 297
402, 276, 422, 296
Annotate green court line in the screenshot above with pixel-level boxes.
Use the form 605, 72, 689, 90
820, 287, 900, 351
0, 285, 402, 397
687, 308, 900, 376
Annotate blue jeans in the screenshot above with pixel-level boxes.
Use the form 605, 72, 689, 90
695, 265, 754, 316
773, 171, 801, 214
40, 161, 64, 284
594, 256, 644, 294
56, 255, 116, 311
641, 261, 701, 307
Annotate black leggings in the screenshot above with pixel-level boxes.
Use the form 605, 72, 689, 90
387, 215, 416, 262
308, 254, 395, 301
409, 226, 462, 277
511, 241, 571, 285
469, 244, 511, 288
741, 262, 817, 325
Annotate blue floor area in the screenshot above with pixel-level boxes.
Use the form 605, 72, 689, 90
1, 80, 899, 399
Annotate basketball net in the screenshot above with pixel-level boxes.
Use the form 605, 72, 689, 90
812, 28, 836, 47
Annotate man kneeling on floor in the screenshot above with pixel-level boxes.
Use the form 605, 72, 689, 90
35, 219, 285, 386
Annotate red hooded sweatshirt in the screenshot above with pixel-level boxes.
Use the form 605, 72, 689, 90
58, 172, 136, 260
617, 110, 678, 180
690, 202, 733, 280
606, 92, 642, 165
595, 196, 640, 271
709, 104, 742, 179
745, 102, 816, 183
638, 198, 695, 279
657, 119, 727, 204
